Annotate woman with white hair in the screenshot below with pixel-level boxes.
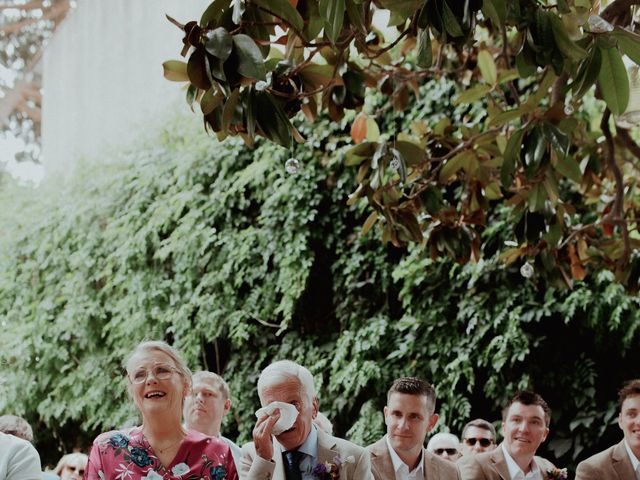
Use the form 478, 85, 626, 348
54, 453, 88, 480
85, 340, 237, 480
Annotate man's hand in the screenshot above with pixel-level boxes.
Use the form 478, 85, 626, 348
252, 409, 281, 460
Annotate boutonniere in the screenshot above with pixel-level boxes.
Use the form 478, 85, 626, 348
311, 455, 355, 479
546, 467, 568, 480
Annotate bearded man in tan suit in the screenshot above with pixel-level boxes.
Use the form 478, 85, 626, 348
367, 377, 460, 480
458, 391, 556, 480
576, 379, 640, 480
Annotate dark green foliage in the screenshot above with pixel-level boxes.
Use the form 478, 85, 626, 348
0, 93, 638, 472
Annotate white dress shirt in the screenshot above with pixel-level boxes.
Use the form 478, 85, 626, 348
623, 440, 640, 480
385, 435, 424, 480
276, 425, 318, 480
502, 444, 543, 480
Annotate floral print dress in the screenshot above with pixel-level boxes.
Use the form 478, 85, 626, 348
84, 427, 237, 480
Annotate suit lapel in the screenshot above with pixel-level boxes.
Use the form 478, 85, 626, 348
490, 446, 511, 480
423, 450, 440, 480
612, 440, 637, 480
369, 437, 396, 480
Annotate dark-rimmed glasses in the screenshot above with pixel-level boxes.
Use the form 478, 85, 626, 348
434, 448, 459, 456
464, 437, 493, 447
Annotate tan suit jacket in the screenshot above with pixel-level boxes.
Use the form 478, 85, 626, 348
457, 443, 555, 480
240, 428, 373, 480
575, 440, 637, 480
367, 436, 460, 480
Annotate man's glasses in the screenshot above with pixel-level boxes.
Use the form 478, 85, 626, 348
65, 465, 85, 476
434, 448, 459, 456
129, 364, 177, 384
464, 437, 493, 447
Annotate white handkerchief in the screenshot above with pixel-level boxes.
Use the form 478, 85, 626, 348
255, 401, 299, 435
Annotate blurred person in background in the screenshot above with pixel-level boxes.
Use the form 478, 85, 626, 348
85, 340, 237, 480
0, 415, 34, 442
427, 433, 462, 462
54, 454, 87, 480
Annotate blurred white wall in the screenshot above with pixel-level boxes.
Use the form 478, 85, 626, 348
42, 0, 209, 179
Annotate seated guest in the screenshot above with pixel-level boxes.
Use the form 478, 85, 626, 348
427, 433, 462, 462
576, 379, 640, 479
54, 454, 87, 480
0, 415, 34, 442
458, 391, 555, 480
240, 359, 372, 479
367, 377, 460, 479
0, 431, 42, 480
85, 340, 237, 480
183, 371, 242, 466
460, 419, 496, 456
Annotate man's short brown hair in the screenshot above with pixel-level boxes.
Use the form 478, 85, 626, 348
618, 379, 640, 408
387, 377, 436, 412
501, 391, 551, 427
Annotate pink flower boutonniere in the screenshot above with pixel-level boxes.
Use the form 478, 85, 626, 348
311, 455, 355, 479
546, 467, 568, 480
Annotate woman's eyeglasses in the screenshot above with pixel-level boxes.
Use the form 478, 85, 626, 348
434, 448, 459, 456
463, 437, 493, 447
129, 364, 177, 384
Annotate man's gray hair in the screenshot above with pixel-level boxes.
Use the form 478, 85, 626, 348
0, 414, 33, 442
257, 360, 315, 404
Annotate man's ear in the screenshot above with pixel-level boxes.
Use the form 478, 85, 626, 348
428, 413, 439, 432
312, 396, 319, 419
500, 421, 505, 438
223, 398, 231, 414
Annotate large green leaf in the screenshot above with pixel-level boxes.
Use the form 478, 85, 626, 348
162, 60, 189, 82
478, 50, 497, 85
253, 0, 304, 33
255, 92, 291, 147
598, 46, 629, 115
319, 0, 345, 45
232, 34, 267, 80
205, 27, 233, 61
549, 13, 587, 62
501, 128, 525, 188
416, 28, 432, 68
187, 49, 212, 90
612, 27, 640, 67
200, 0, 230, 27
572, 46, 602, 98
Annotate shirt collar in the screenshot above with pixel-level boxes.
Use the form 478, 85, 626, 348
385, 435, 424, 476
624, 440, 640, 472
501, 444, 540, 479
276, 424, 318, 462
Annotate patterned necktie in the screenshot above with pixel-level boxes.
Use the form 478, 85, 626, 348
283, 450, 303, 480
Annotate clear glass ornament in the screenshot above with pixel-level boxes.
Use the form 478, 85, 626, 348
285, 157, 299, 174
520, 262, 534, 278
390, 158, 401, 170
587, 15, 614, 33
564, 104, 574, 115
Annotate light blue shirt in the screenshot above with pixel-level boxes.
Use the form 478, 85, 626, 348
277, 425, 318, 479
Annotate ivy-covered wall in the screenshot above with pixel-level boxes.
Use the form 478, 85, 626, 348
1, 83, 638, 471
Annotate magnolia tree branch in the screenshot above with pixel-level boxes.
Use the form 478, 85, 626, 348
601, 109, 631, 264
618, 128, 640, 160
601, 0, 640, 23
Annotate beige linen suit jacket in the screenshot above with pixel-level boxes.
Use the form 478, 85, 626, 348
575, 440, 637, 480
457, 444, 555, 480
367, 436, 460, 480
240, 428, 373, 480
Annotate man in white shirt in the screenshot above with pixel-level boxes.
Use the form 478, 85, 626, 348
458, 391, 555, 480
183, 371, 242, 466
576, 379, 640, 480
367, 377, 460, 480
0, 431, 42, 480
